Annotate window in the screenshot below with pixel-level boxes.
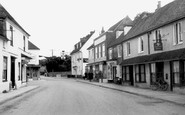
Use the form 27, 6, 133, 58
92, 48, 94, 59
155, 29, 162, 42
102, 43, 105, 57
122, 66, 130, 82
138, 37, 144, 53
174, 22, 182, 45
3, 56, 7, 82
126, 42, 131, 56
10, 26, 13, 46
95, 47, 98, 59
99, 45, 101, 58
135, 64, 146, 83
3, 40, 6, 49
108, 48, 112, 60
18, 62, 21, 80
23, 36, 26, 51
150, 63, 156, 84
173, 61, 180, 84
113, 47, 117, 59
117, 45, 122, 58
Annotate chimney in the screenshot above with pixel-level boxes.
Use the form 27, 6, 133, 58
157, 1, 161, 10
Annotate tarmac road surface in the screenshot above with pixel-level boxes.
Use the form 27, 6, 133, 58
0, 76, 185, 115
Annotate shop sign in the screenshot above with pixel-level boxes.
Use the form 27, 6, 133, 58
154, 42, 163, 51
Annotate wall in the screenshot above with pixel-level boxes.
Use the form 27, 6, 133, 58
150, 19, 185, 55
123, 34, 149, 60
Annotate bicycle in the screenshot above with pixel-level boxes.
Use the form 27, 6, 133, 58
151, 78, 169, 91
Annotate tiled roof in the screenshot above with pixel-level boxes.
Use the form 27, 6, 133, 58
108, 16, 133, 31
107, 16, 133, 48
0, 4, 30, 36
87, 44, 94, 50
70, 31, 95, 55
124, 0, 185, 41
109, 0, 185, 48
28, 41, 40, 50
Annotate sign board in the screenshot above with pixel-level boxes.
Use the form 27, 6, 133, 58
154, 42, 163, 51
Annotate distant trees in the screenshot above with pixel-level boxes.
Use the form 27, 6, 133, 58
39, 55, 71, 72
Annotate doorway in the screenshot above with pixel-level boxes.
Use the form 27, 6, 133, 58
11, 57, 16, 88
156, 62, 164, 81
129, 65, 134, 86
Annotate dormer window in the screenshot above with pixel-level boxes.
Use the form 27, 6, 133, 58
116, 31, 123, 38
124, 26, 132, 35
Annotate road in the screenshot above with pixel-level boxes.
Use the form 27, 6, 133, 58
0, 77, 185, 115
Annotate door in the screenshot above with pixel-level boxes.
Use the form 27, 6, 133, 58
11, 57, 16, 88
113, 66, 117, 82
156, 62, 164, 81
129, 66, 134, 86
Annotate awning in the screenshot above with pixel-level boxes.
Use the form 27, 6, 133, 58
121, 48, 185, 66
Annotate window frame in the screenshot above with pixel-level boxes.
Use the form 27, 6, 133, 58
10, 25, 13, 46
108, 48, 112, 60
173, 22, 183, 45
126, 42, 131, 56
135, 64, 146, 83
3, 56, 8, 82
138, 37, 144, 53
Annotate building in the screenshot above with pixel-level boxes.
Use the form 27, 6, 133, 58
107, 16, 132, 83
27, 41, 40, 80
0, 4, 33, 92
71, 31, 95, 78
112, 0, 185, 94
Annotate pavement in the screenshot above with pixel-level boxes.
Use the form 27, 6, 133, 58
0, 85, 39, 105
76, 79, 185, 106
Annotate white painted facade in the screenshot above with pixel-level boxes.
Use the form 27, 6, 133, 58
71, 32, 97, 77
0, 18, 31, 93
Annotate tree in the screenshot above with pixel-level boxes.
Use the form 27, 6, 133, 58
39, 55, 71, 72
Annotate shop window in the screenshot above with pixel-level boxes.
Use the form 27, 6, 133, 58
150, 63, 156, 84
172, 61, 185, 86
18, 62, 21, 80
135, 64, 146, 83
3, 56, 8, 82
122, 66, 130, 82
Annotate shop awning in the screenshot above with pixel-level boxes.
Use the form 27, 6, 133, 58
121, 48, 185, 66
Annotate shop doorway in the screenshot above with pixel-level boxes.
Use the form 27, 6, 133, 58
156, 62, 164, 81
129, 66, 134, 86
11, 57, 16, 89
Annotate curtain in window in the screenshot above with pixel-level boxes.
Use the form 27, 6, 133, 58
135, 65, 139, 82
173, 61, 180, 84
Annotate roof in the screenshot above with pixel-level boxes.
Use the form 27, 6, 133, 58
70, 31, 95, 55
121, 48, 185, 66
87, 44, 94, 50
124, 0, 185, 41
107, 16, 133, 48
108, 0, 185, 48
28, 41, 40, 50
108, 16, 133, 32
0, 4, 30, 36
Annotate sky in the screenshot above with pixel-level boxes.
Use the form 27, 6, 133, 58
1, 0, 174, 57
